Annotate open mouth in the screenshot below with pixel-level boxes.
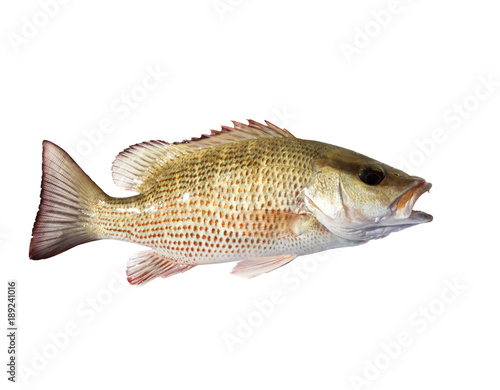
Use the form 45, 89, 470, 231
390, 181, 433, 223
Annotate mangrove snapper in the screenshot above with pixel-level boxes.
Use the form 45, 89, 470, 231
29, 120, 432, 284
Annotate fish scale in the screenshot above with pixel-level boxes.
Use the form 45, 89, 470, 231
95, 137, 337, 265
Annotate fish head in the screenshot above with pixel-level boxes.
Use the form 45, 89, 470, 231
303, 147, 432, 241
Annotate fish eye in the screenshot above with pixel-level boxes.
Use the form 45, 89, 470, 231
359, 165, 385, 185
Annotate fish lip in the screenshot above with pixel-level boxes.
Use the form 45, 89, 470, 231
408, 210, 433, 223
389, 181, 432, 222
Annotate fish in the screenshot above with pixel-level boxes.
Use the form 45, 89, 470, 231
29, 120, 432, 285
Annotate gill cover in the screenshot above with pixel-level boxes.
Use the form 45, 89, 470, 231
302, 165, 360, 240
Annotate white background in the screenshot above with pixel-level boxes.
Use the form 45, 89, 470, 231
1, 1, 499, 389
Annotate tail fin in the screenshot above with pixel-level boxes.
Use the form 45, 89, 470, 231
29, 141, 107, 260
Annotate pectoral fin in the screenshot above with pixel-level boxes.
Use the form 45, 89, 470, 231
232, 211, 316, 239
127, 250, 195, 285
231, 254, 297, 278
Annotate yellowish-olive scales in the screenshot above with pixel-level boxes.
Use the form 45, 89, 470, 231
95, 137, 337, 264
29, 120, 432, 285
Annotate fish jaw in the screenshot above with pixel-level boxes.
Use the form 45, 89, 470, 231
353, 180, 433, 240
384, 181, 433, 225
302, 177, 433, 241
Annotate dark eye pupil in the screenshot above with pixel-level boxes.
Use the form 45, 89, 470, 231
359, 167, 385, 185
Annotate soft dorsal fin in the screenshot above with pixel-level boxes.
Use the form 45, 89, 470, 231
112, 120, 294, 192
111, 140, 174, 192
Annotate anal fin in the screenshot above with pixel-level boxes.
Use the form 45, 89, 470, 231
127, 250, 195, 285
231, 254, 297, 279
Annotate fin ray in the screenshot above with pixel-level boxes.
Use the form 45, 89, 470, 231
230, 211, 316, 238
29, 141, 106, 260
112, 120, 293, 192
127, 250, 195, 285
231, 254, 297, 278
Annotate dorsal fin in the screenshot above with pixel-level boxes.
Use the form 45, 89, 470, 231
112, 120, 294, 192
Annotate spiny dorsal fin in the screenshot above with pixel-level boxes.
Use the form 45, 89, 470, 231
112, 120, 294, 192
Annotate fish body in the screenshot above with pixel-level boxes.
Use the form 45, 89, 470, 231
29, 120, 432, 284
